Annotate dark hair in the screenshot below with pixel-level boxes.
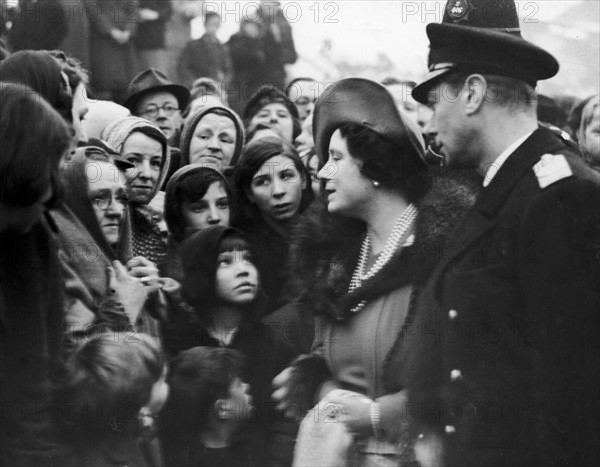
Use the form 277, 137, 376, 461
57, 333, 164, 437
338, 123, 429, 203
181, 228, 266, 321
0, 82, 71, 207
129, 125, 168, 156
204, 11, 221, 23
49, 50, 89, 91
166, 167, 233, 243
233, 136, 314, 229
161, 347, 244, 448
440, 72, 536, 107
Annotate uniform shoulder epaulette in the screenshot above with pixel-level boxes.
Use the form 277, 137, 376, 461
532, 154, 573, 189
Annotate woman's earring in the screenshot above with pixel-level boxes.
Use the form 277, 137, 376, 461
372, 180, 380, 188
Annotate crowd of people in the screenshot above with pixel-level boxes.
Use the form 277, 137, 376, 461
1, 0, 599, 466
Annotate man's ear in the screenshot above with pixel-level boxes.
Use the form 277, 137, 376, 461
464, 74, 487, 116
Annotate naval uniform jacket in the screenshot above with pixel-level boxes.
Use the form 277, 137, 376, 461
386, 127, 600, 467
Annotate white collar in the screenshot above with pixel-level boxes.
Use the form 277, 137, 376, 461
207, 325, 239, 347
483, 131, 535, 187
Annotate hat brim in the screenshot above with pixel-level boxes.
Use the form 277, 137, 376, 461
125, 84, 191, 114
314, 78, 425, 166
412, 22, 559, 104
412, 67, 456, 104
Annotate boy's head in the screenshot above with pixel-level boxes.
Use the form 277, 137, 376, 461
59, 333, 166, 434
165, 347, 252, 432
204, 12, 221, 36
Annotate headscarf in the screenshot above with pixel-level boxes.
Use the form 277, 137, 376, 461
164, 164, 231, 244
102, 116, 171, 204
57, 147, 132, 262
0, 50, 72, 123
179, 105, 245, 168
82, 100, 131, 140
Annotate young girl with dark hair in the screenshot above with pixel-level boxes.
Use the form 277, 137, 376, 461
165, 226, 294, 464
160, 165, 233, 283
232, 136, 313, 314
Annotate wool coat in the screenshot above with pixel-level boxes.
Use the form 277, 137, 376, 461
284, 171, 479, 456
387, 127, 600, 467
52, 151, 164, 344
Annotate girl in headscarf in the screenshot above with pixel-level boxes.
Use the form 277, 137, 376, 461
102, 116, 171, 265
160, 165, 233, 283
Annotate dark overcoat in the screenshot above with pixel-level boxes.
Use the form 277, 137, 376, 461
386, 127, 600, 467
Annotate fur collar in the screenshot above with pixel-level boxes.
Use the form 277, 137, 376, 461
289, 169, 480, 321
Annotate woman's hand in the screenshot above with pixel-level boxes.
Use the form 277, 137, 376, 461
108, 260, 147, 324
126, 256, 162, 292
272, 367, 295, 416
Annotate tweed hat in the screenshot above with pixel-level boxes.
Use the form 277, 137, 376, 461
412, 0, 559, 104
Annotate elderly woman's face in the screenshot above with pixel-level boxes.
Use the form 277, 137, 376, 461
189, 113, 237, 169
87, 160, 127, 247
122, 132, 163, 205
250, 103, 294, 144
580, 99, 600, 164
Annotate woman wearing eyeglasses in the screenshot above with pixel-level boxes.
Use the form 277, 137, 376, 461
52, 146, 166, 346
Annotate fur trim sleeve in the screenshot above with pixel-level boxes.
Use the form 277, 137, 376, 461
284, 354, 332, 415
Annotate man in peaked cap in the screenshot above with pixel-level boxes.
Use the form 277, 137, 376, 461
388, 1, 600, 466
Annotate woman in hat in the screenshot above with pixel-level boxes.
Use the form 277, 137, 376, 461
232, 136, 313, 315
102, 116, 171, 265
272, 78, 477, 466
179, 105, 245, 170
242, 85, 301, 145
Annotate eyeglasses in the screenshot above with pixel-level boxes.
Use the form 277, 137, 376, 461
90, 189, 129, 211
141, 103, 180, 118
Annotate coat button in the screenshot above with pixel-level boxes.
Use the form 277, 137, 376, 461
448, 309, 458, 320
445, 425, 456, 434
450, 369, 462, 381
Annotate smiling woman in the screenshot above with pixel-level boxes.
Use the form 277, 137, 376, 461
102, 117, 171, 264
180, 106, 246, 170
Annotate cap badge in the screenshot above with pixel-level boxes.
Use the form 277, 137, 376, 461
447, 0, 472, 21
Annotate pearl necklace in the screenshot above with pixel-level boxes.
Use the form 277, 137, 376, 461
348, 203, 418, 313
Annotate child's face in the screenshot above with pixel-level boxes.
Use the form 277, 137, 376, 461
224, 377, 253, 420
145, 367, 170, 415
205, 16, 221, 35
215, 249, 258, 305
